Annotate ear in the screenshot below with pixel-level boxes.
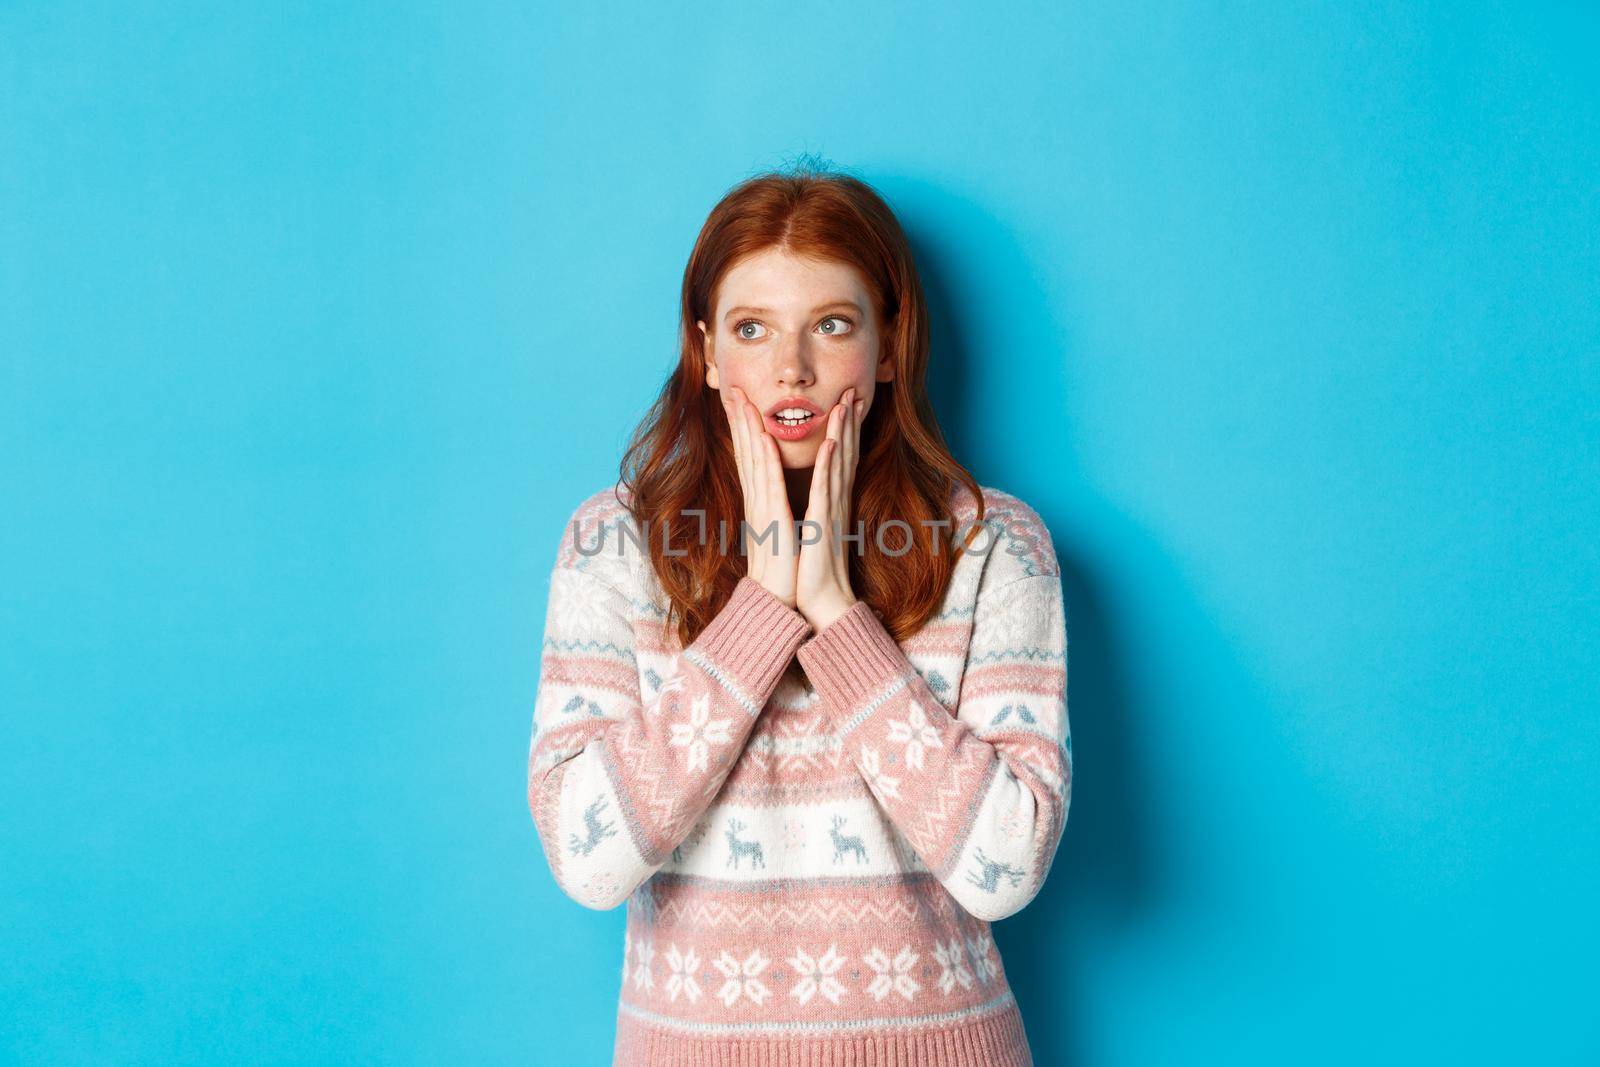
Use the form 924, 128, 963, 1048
698, 319, 719, 389
875, 344, 895, 384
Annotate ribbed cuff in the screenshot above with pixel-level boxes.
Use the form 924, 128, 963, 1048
795, 598, 913, 718
615, 998, 1032, 1066
693, 576, 813, 703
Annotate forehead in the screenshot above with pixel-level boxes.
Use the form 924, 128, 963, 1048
713, 248, 871, 315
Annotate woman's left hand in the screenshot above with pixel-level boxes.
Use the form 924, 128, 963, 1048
796, 386, 865, 632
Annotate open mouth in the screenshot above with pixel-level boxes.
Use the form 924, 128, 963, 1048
764, 401, 826, 440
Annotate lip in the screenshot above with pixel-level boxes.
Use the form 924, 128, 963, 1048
762, 395, 828, 441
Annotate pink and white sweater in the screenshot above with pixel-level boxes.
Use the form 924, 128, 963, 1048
527, 479, 1071, 1066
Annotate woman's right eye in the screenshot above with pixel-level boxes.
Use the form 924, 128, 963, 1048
734, 320, 767, 341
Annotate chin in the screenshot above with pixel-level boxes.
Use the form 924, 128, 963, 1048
781, 444, 822, 465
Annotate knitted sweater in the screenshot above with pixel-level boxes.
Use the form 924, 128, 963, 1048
527, 478, 1071, 1066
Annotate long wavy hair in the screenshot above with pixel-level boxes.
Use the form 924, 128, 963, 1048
618, 160, 986, 649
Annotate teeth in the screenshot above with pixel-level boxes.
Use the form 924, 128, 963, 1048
774, 408, 814, 424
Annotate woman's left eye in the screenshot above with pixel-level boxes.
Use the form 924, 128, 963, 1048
818, 316, 854, 336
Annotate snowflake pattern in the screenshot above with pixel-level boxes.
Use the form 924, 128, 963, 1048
580, 871, 621, 907
713, 948, 772, 1007
885, 699, 942, 771
972, 586, 1022, 646
557, 566, 620, 635
664, 943, 702, 1003
966, 934, 1000, 985
1000, 806, 1029, 843
863, 944, 921, 1002
621, 935, 999, 1007
668, 693, 732, 773
934, 938, 975, 995
858, 745, 901, 800
788, 944, 848, 1006
631, 938, 655, 993
643, 653, 687, 719
781, 818, 808, 852
656, 653, 687, 697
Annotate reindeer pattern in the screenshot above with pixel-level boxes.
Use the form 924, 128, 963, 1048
568, 797, 617, 857
829, 815, 868, 865
966, 848, 1026, 893
724, 819, 766, 870
670, 817, 712, 867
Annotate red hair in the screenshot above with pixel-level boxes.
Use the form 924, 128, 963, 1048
617, 160, 986, 648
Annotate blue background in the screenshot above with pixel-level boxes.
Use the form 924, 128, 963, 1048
4, 3, 1597, 1064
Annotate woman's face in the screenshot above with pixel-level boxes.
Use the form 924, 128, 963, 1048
699, 247, 893, 469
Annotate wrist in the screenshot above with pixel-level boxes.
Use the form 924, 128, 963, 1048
748, 570, 798, 610
802, 592, 858, 632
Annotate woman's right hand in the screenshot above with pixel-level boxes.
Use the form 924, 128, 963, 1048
722, 385, 799, 609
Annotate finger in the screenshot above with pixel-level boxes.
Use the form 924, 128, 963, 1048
828, 397, 844, 489
760, 431, 789, 523
825, 399, 851, 518
737, 389, 766, 529
723, 390, 747, 562
723, 390, 742, 474
808, 437, 832, 534
828, 407, 843, 544
849, 389, 860, 464
728, 389, 751, 509
806, 430, 828, 512
824, 397, 844, 447
735, 391, 765, 559
746, 392, 783, 554
724, 387, 740, 461
843, 388, 860, 514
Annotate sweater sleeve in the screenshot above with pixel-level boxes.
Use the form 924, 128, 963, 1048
794, 570, 1070, 922
528, 565, 813, 910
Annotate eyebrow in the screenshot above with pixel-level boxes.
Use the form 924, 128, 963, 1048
722, 301, 863, 323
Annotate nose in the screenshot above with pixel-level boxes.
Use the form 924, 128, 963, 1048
775, 336, 815, 389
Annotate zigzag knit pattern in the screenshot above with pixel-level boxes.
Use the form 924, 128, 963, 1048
528, 479, 1070, 1066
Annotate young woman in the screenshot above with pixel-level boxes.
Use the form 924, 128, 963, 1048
528, 164, 1070, 1066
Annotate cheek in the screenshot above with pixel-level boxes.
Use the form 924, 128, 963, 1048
717, 363, 756, 391
830, 336, 875, 375
846, 348, 879, 386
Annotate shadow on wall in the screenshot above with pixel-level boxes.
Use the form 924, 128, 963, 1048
901, 180, 1162, 1066
996, 558, 1158, 1067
